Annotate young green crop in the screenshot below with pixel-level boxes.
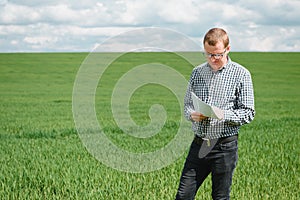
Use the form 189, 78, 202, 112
0, 52, 299, 199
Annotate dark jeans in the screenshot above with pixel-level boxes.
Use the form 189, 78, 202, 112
175, 138, 238, 200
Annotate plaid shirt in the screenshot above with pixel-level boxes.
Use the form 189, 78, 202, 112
184, 57, 255, 139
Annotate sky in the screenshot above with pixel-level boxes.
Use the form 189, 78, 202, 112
0, 0, 299, 52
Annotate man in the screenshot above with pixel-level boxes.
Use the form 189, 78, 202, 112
175, 28, 255, 200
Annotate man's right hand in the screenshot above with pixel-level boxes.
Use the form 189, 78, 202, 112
191, 111, 208, 122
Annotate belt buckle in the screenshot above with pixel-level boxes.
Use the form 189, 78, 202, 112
202, 138, 211, 147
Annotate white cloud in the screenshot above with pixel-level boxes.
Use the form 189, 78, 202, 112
0, 0, 299, 52
11, 40, 18, 45
157, 1, 201, 24
92, 27, 202, 53
23, 36, 58, 45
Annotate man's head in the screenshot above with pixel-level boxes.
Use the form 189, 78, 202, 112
203, 28, 230, 71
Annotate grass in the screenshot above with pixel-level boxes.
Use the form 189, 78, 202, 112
0, 52, 299, 199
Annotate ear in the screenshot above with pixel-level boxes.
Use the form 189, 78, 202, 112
226, 45, 231, 52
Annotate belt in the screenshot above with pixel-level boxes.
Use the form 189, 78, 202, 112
193, 135, 238, 147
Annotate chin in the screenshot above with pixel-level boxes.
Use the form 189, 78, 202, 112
211, 63, 221, 69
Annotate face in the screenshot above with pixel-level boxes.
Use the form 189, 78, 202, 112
204, 41, 230, 71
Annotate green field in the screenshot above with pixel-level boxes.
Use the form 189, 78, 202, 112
0, 52, 299, 199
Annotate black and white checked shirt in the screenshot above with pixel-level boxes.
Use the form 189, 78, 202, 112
184, 57, 255, 139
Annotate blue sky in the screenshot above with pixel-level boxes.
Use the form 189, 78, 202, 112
0, 0, 299, 52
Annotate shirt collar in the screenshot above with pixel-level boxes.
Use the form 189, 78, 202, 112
222, 56, 232, 70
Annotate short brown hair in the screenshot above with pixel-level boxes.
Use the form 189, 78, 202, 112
203, 28, 229, 47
